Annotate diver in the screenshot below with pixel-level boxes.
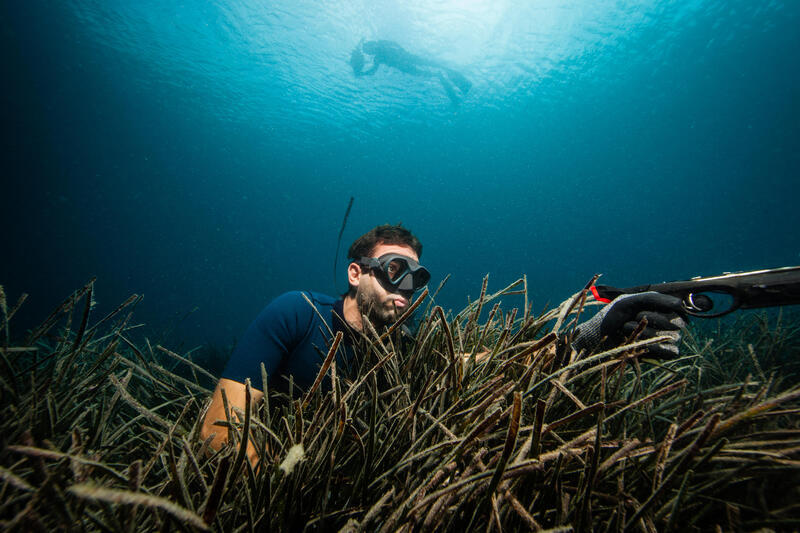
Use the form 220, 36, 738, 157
199, 223, 688, 466
350, 39, 472, 105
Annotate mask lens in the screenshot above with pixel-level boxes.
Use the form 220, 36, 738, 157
415, 268, 431, 288
386, 258, 407, 281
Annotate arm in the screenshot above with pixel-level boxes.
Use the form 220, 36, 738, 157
199, 291, 315, 462
592, 266, 800, 318
200, 378, 264, 465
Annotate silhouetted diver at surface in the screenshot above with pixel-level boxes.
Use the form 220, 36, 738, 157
350, 39, 471, 105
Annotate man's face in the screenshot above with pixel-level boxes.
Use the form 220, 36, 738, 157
354, 243, 419, 328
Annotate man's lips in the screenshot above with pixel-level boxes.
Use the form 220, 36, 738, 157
392, 298, 408, 309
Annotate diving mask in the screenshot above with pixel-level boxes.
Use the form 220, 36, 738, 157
357, 254, 431, 292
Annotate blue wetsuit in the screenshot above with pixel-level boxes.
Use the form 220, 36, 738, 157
222, 291, 355, 394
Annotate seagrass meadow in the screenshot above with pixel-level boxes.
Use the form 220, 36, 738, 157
1, 278, 799, 532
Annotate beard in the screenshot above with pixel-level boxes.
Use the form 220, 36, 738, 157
356, 283, 399, 329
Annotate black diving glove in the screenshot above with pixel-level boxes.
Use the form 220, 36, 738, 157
572, 292, 687, 359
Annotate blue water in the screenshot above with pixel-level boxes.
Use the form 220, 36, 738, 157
2, 0, 798, 349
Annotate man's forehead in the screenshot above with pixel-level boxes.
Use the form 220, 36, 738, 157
370, 242, 418, 261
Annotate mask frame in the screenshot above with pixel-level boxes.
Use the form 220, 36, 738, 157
357, 254, 431, 292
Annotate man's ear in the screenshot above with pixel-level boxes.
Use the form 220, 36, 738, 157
347, 262, 362, 288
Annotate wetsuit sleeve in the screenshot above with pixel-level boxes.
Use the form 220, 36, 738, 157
221, 291, 315, 388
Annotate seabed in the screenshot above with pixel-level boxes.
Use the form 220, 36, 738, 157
1, 278, 799, 532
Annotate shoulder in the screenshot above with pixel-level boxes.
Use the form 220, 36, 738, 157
262, 291, 336, 323
302, 291, 337, 308
270, 291, 336, 309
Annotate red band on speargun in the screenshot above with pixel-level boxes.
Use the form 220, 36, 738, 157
591, 285, 611, 303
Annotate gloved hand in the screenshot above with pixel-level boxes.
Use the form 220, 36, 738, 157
572, 292, 687, 359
